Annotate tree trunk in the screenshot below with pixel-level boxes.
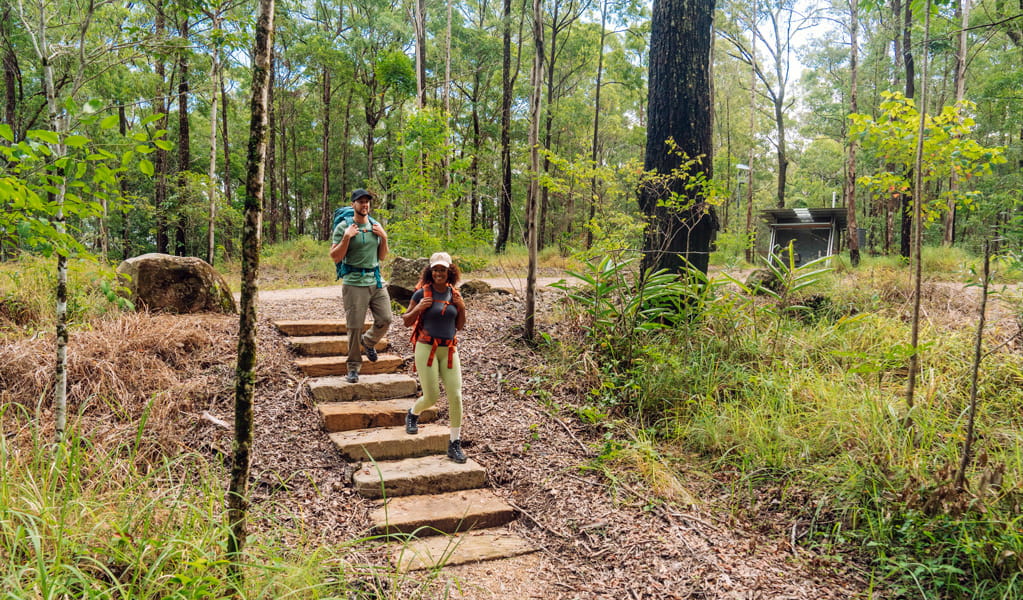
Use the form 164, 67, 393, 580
525, 0, 543, 342
207, 16, 220, 265
155, 0, 169, 253
899, 0, 914, 259
176, 16, 191, 256
640, 0, 717, 276
587, 0, 608, 250
495, 0, 514, 253
220, 61, 232, 209
266, 57, 278, 244
906, 0, 932, 415
944, 0, 970, 246
413, 0, 426, 108
120, 105, 131, 259
320, 69, 332, 240
228, 0, 274, 578
845, 0, 860, 266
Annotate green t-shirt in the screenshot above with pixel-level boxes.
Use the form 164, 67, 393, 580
331, 219, 382, 286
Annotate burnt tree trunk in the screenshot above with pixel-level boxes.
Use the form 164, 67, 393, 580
640, 0, 718, 276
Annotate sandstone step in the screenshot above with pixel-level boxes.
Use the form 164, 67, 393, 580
318, 399, 435, 432
295, 354, 403, 377
288, 335, 389, 356
353, 455, 487, 499
329, 424, 448, 460
308, 373, 418, 403
391, 530, 536, 572
273, 320, 370, 336
370, 489, 517, 537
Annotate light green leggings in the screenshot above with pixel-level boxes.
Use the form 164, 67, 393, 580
411, 343, 462, 428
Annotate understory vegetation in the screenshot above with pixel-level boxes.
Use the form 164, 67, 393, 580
547, 248, 1023, 599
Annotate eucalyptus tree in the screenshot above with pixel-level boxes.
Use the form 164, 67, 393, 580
718, 0, 824, 209
640, 0, 717, 275
495, 0, 526, 253
537, 0, 592, 249
229, 0, 274, 576
344, 0, 415, 185
451, 0, 505, 230
13, 0, 165, 441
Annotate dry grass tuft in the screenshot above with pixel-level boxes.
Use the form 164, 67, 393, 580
0, 312, 294, 460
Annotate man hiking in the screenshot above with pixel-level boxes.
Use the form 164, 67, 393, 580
329, 188, 392, 383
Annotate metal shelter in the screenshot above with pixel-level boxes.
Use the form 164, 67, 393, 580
758, 207, 850, 266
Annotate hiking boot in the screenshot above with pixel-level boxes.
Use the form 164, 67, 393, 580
447, 439, 467, 464
345, 369, 359, 384
405, 409, 419, 435
362, 338, 378, 362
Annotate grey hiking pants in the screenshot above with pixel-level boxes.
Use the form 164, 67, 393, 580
342, 284, 392, 372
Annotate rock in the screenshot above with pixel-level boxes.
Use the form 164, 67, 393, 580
458, 279, 493, 297
388, 256, 429, 303
745, 268, 782, 296
116, 253, 237, 314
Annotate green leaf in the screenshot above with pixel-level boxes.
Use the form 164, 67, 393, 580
27, 129, 60, 144
100, 115, 120, 130
153, 140, 174, 151
0, 124, 12, 142
64, 135, 90, 148
138, 158, 155, 176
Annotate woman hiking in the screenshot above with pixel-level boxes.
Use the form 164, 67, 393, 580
402, 252, 468, 463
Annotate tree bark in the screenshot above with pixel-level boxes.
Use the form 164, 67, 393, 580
495, 0, 514, 253
944, 0, 970, 246
525, 0, 543, 342
176, 15, 191, 256
845, 0, 860, 266
640, 0, 717, 275
228, 0, 274, 578
155, 0, 169, 253
320, 69, 332, 240
207, 14, 221, 265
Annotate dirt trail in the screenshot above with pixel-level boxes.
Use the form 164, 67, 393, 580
249, 281, 870, 599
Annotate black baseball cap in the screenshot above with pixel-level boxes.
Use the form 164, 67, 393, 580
350, 188, 374, 203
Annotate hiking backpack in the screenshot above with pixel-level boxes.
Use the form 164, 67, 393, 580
408, 283, 461, 370
332, 206, 382, 287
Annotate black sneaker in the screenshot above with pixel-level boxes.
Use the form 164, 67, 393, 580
447, 439, 467, 464
405, 409, 419, 435
345, 369, 359, 384
362, 338, 378, 362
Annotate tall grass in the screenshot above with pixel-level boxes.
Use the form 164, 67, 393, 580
0, 407, 427, 599
0, 255, 128, 336
550, 254, 1023, 598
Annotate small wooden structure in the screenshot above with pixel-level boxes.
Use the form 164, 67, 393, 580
758, 208, 850, 266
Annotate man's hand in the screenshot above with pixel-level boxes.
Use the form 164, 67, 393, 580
371, 223, 387, 241
344, 223, 360, 239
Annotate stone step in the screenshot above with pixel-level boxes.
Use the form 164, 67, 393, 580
273, 319, 370, 336
329, 424, 448, 460
353, 455, 487, 499
369, 489, 517, 537
295, 354, 403, 377
308, 373, 418, 403
391, 530, 537, 572
318, 399, 435, 432
288, 335, 389, 356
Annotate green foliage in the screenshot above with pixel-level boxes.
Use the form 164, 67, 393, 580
544, 257, 1023, 598
0, 256, 132, 336
0, 410, 428, 598
385, 108, 490, 257
849, 92, 1007, 223
0, 107, 165, 258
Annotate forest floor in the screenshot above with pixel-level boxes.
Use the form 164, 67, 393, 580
227, 276, 874, 599
6, 264, 1015, 598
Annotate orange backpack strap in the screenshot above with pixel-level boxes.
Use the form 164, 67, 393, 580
410, 284, 458, 370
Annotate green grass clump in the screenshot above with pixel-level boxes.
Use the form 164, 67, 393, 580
549, 253, 1023, 598
0, 407, 417, 598
0, 255, 129, 337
